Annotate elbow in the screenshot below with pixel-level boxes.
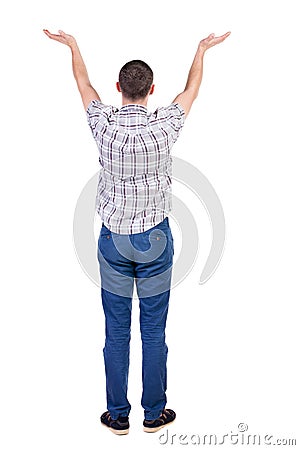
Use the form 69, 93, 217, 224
185, 86, 198, 101
192, 86, 200, 100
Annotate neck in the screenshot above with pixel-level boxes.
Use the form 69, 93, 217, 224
121, 95, 148, 107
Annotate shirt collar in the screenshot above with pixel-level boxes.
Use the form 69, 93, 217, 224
119, 104, 148, 113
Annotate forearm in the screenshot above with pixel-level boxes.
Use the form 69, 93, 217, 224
69, 40, 100, 108
184, 44, 205, 99
70, 42, 91, 88
172, 32, 230, 117
172, 44, 205, 115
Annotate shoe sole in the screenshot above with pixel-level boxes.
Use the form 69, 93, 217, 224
143, 419, 175, 433
101, 423, 129, 435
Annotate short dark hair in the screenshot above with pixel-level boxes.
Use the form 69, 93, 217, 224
119, 60, 153, 101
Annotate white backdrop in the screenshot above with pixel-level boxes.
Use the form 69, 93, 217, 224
0, 0, 299, 448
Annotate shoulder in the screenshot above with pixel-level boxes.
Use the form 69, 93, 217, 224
86, 99, 118, 119
154, 103, 185, 119
157, 103, 184, 116
150, 103, 185, 132
86, 100, 120, 133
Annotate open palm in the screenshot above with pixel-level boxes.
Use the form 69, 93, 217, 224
200, 32, 231, 51
43, 29, 76, 47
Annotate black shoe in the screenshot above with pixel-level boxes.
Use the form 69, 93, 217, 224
143, 408, 176, 433
100, 411, 129, 435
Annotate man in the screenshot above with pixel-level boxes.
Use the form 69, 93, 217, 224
43, 28, 230, 435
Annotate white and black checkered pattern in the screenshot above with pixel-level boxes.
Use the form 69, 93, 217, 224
86, 100, 185, 234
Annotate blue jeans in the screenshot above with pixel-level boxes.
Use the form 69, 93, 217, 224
97, 217, 174, 420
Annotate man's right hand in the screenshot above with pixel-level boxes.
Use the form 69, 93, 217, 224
172, 31, 231, 117
199, 32, 231, 53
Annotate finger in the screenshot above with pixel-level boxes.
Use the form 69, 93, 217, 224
43, 30, 64, 43
212, 32, 231, 45
221, 31, 231, 38
58, 30, 72, 41
217, 31, 231, 41
43, 29, 59, 39
43, 29, 58, 36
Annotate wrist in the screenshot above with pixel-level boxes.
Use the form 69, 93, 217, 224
69, 39, 78, 51
197, 44, 206, 56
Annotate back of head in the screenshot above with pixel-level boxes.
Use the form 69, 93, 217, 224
119, 60, 153, 101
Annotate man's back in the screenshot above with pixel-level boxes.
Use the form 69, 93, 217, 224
87, 100, 185, 234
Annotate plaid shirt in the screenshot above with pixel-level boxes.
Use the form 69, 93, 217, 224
86, 100, 185, 234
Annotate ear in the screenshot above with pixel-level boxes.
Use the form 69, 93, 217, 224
116, 82, 122, 93
149, 84, 155, 95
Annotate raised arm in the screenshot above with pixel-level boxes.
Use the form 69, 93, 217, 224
172, 32, 231, 117
43, 29, 100, 110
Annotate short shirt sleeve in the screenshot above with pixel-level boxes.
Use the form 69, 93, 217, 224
155, 103, 185, 142
86, 99, 115, 138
